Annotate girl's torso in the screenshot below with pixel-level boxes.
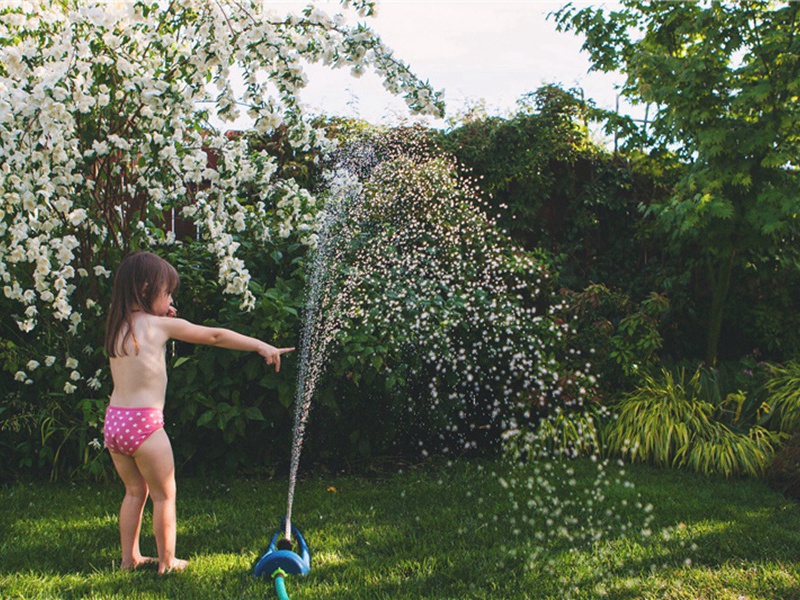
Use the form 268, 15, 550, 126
109, 313, 169, 409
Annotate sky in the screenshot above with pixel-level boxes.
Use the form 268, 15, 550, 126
269, 0, 631, 129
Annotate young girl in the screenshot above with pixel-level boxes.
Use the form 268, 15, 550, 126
103, 251, 294, 573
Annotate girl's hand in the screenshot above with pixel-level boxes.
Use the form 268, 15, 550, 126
165, 306, 178, 318
260, 344, 295, 372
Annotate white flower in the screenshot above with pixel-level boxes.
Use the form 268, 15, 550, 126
65, 357, 78, 369
17, 319, 35, 332
88, 438, 102, 450
69, 370, 81, 381
64, 382, 76, 394
1, 0, 444, 355
53, 297, 71, 318
67, 209, 87, 226
27, 360, 40, 371
91, 140, 109, 155
45, 355, 56, 367
53, 197, 71, 214
14, 371, 26, 382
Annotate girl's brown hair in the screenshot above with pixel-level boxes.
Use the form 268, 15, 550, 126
104, 251, 180, 357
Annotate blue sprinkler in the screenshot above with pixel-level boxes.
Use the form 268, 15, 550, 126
254, 518, 311, 599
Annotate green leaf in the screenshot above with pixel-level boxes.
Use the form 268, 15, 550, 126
197, 410, 215, 427
244, 406, 265, 421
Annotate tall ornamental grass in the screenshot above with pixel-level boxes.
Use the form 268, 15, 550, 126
605, 368, 782, 477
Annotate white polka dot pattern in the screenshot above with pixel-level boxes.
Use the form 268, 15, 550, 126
103, 406, 165, 456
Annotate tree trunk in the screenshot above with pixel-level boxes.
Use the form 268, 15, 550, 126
706, 252, 735, 366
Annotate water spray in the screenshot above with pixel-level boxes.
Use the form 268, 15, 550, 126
254, 170, 359, 597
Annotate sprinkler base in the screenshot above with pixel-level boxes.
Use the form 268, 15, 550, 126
254, 519, 311, 577
277, 538, 294, 552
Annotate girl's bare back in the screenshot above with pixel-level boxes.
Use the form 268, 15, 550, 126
109, 313, 171, 409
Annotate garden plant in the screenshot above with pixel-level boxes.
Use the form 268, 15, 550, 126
1, 0, 799, 598
0, 0, 442, 479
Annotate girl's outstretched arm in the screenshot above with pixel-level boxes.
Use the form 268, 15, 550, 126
161, 317, 294, 372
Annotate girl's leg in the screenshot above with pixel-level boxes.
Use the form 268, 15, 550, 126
108, 451, 157, 569
133, 428, 188, 573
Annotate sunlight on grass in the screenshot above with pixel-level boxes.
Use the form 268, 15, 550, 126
2, 460, 799, 599
310, 551, 347, 567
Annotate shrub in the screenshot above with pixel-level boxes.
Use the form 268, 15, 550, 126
439, 86, 675, 296
161, 239, 306, 473
301, 131, 596, 462
504, 403, 608, 460
605, 367, 781, 477
0, 0, 441, 481
726, 263, 800, 362
560, 283, 668, 399
763, 361, 800, 434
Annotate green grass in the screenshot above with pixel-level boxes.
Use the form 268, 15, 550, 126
1, 459, 799, 599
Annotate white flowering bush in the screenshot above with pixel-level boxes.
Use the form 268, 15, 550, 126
0, 0, 442, 479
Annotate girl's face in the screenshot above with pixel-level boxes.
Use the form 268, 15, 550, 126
152, 287, 175, 317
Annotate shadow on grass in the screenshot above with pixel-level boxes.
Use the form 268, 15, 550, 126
512, 464, 800, 599
1, 485, 121, 576
1, 461, 799, 599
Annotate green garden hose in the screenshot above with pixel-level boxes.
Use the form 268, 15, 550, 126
272, 569, 291, 600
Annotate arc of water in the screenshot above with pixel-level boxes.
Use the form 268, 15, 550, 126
283, 170, 363, 540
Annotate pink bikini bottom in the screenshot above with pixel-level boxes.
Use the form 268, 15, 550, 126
103, 406, 165, 456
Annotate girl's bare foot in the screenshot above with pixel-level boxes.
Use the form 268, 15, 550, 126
158, 558, 188, 574
120, 556, 157, 571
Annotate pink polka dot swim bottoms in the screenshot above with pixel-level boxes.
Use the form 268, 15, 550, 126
103, 405, 165, 456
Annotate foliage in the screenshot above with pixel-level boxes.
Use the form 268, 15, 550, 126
767, 431, 800, 501
505, 403, 608, 460
301, 130, 596, 462
560, 284, 669, 399
763, 361, 800, 434
739, 264, 800, 358
161, 238, 305, 473
687, 253, 800, 362
439, 85, 592, 250
605, 367, 782, 477
555, 0, 800, 364
440, 85, 675, 294
439, 83, 800, 365
0, 0, 441, 480
0, 293, 112, 481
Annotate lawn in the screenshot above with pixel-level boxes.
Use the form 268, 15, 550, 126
1, 459, 798, 599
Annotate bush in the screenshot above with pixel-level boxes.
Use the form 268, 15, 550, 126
728, 265, 800, 361
0, 0, 442, 482
763, 361, 800, 434
0, 196, 318, 480
0, 280, 113, 482
301, 131, 596, 463
605, 367, 781, 477
560, 284, 668, 400
161, 239, 306, 474
439, 86, 675, 295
